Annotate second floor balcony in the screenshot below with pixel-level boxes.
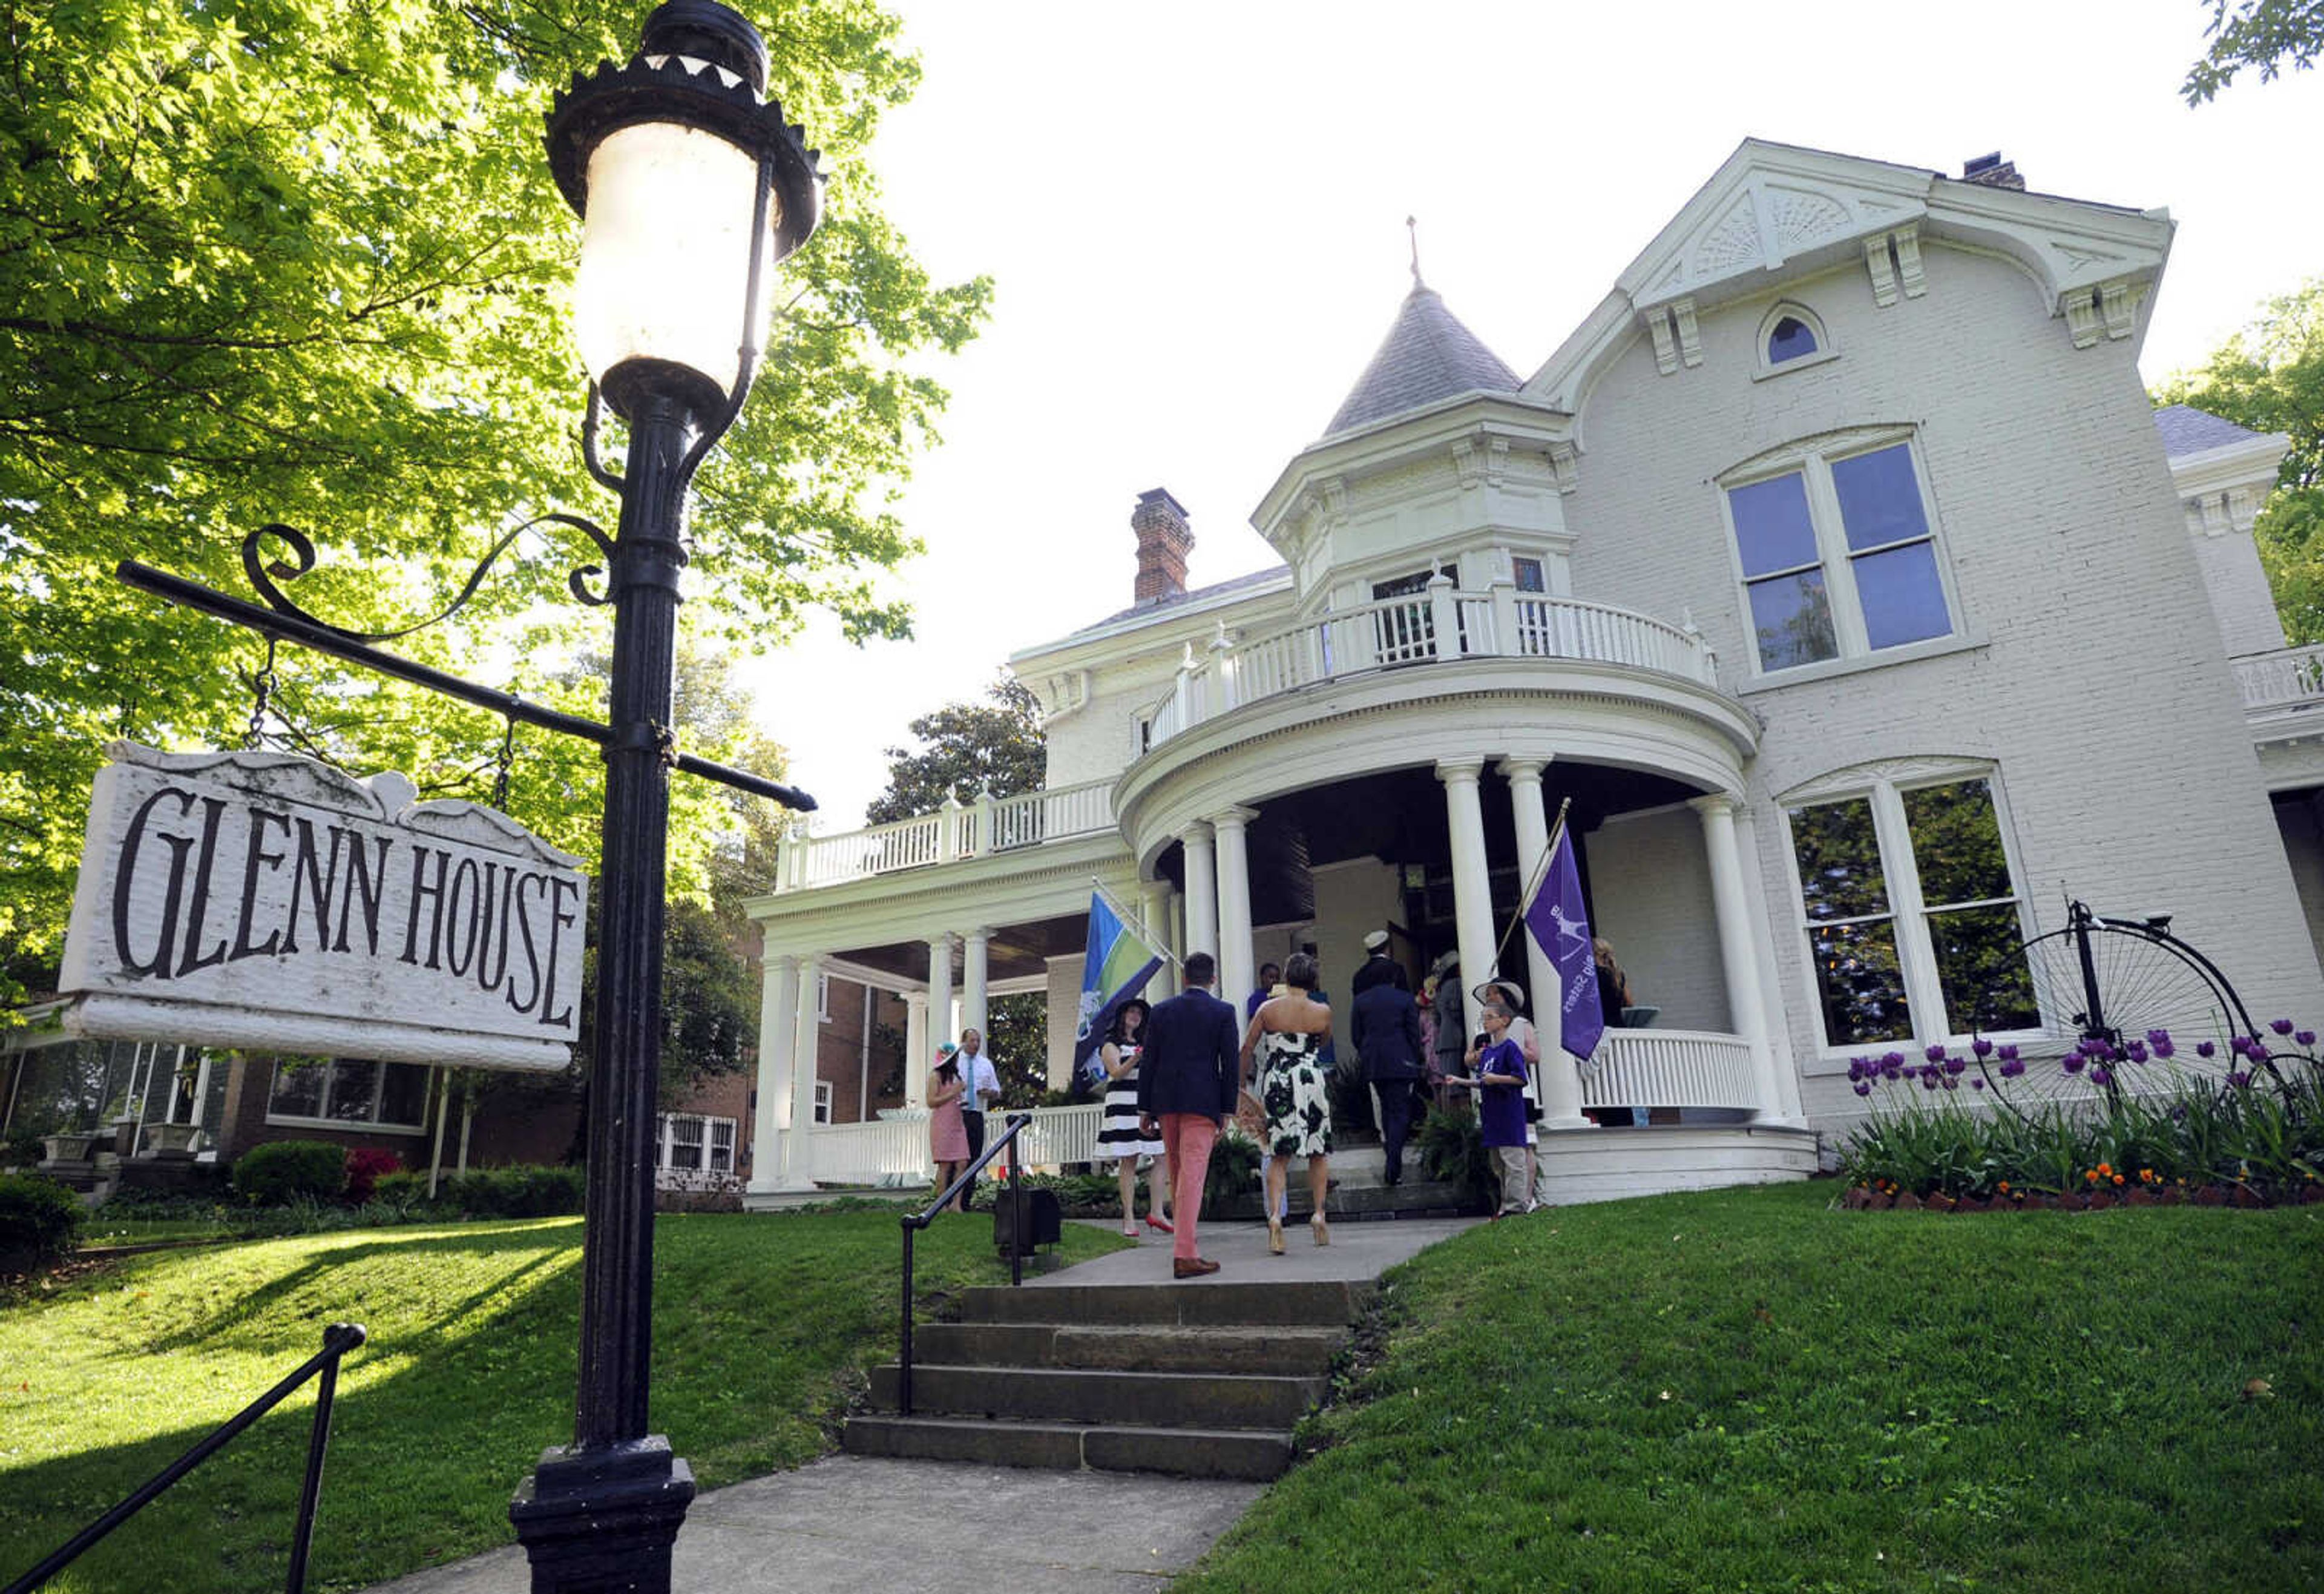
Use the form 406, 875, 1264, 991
770, 580, 1732, 895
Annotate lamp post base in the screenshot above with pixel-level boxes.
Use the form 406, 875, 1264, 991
510, 1437, 696, 1593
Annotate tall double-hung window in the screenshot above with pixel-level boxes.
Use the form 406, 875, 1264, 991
1724, 433, 1954, 674
1784, 767, 2038, 1050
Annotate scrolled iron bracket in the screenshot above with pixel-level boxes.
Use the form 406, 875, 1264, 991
240, 511, 619, 642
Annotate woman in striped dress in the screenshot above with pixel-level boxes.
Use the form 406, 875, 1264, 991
1094, 998, 1170, 1238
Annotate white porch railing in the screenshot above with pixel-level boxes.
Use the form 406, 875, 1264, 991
1146, 582, 1720, 753
2234, 643, 2324, 717
801, 1103, 1106, 1186
775, 777, 1116, 893
1580, 1030, 1759, 1112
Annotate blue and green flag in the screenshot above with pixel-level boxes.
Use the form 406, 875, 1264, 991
1073, 890, 1166, 1084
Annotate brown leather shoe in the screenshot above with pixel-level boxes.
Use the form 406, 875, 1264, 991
1172, 1256, 1221, 1279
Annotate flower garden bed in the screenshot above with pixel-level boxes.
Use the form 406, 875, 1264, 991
1836, 1023, 2324, 1209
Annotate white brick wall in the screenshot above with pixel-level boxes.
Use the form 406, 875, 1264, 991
2188, 529, 2288, 657
1588, 806, 1730, 1031
1563, 242, 2324, 1127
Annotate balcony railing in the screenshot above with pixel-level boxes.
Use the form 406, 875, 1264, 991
1144, 582, 1720, 749
772, 779, 1116, 893
2235, 642, 2324, 720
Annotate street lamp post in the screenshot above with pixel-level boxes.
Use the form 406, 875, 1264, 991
508, 6, 818, 1590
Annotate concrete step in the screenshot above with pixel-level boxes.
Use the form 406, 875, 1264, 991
842, 1414, 1296, 1481
962, 1278, 1370, 1328
868, 1363, 1325, 1431
1217, 1178, 1476, 1222
912, 1321, 1344, 1377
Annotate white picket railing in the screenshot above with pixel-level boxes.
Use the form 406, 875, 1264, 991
777, 777, 1116, 892
801, 1103, 1108, 1185
1580, 1030, 1759, 1112
2234, 643, 2324, 714
1141, 587, 1719, 756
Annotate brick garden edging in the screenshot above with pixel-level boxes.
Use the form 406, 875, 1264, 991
1842, 1182, 2324, 1212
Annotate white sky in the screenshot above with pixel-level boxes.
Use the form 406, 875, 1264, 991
738, 0, 2324, 829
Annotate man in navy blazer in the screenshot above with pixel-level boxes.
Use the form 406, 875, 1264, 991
1138, 950, 1242, 1277
1351, 976, 1426, 1185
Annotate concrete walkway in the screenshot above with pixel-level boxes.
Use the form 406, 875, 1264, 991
365, 1213, 1477, 1593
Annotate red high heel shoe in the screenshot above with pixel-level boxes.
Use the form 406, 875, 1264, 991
1143, 1213, 1174, 1234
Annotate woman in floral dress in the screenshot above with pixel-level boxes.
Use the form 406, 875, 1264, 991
1239, 951, 1336, 1253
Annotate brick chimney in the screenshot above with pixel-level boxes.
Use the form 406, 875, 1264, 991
1960, 152, 2026, 191
1131, 489, 1193, 605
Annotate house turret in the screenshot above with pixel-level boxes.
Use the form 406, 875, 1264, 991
1132, 488, 1193, 605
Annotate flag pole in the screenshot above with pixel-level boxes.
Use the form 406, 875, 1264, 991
1488, 797, 1573, 981
1089, 875, 1183, 968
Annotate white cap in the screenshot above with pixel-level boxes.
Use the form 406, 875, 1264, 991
1362, 929, 1390, 951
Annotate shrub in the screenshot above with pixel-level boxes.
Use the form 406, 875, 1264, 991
372, 1170, 433, 1207
345, 1146, 404, 1202
1417, 1107, 1493, 1208
439, 1164, 585, 1217
232, 1141, 349, 1205
0, 1173, 84, 1266
1203, 1125, 1263, 1208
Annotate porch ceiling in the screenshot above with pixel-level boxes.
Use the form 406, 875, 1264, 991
825, 912, 1089, 989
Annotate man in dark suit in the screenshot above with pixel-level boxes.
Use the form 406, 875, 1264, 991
1138, 950, 1242, 1277
1350, 928, 1405, 996
1352, 971, 1426, 1185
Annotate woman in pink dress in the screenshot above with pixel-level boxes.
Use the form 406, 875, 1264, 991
928, 1043, 971, 1211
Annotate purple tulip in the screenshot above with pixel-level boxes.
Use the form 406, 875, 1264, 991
1882, 1051, 1906, 1067
2299, 1030, 2316, 1048
2063, 1052, 2086, 1073
2152, 1036, 2175, 1059
2089, 1065, 2113, 1087
1847, 1058, 1865, 1083
2228, 1070, 2252, 1089
1972, 1036, 1994, 1058
1945, 1056, 1967, 1075
2125, 1041, 2148, 1064
2000, 1058, 2026, 1078
1853, 1081, 1872, 1097
1921, 1071, 1940, 1091
2271, 1018, 2295, 1036
1925, 1044, 1948, 1063
2196, 1041, 2216, 1059
1942, 1075, 1958, 1090
2145, 1029, 2171, 1046
1969, 1076, 1986, 1090
1997, 1043, 2019, 1062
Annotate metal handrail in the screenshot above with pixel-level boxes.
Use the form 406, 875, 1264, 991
4, 1322, 366, 1594
897, 1110, 1031, 1417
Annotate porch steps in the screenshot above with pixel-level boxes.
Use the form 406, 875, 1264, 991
843, 1279, 1371, 1481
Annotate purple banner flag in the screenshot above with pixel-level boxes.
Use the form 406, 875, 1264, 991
1524, 825, 1605, 1062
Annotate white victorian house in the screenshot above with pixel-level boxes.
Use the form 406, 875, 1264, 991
738, 140, 2324, 1204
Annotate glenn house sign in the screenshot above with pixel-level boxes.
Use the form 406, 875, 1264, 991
59, 743, 588, 1072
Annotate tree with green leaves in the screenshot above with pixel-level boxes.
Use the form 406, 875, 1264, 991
2183, 1, 2324, 102
864, 676, 1045, 825
0, 1, 988, 1000
2153, 281, 2324, 640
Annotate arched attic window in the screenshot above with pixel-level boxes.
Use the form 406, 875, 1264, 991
1757, 303, 1833, 375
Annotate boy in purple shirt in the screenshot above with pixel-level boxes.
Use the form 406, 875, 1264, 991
1459, 998, 1534, 1215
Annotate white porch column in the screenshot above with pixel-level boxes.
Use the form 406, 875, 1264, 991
749, 953, 799, 1194
1181, 823, 1218, 962
1500, 758, 1590, 1129
1140, 879, 1176, 1000
902, 991, 930, 1109
1437, 757, 1497, 1030
1733, 808, 1808, 1121
1212, 806, 1258, 1012
961, 927, 991, 1044
1692, 794, 1800, 1126
927, 932, 957, 1060
780, 953, 824, 1188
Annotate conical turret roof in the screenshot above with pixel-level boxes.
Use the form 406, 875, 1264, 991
1323, 283, 1520, 437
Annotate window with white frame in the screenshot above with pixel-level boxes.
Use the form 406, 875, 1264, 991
268, 1057, 432, 1132
1511, 555, 1548, 594
654, 1112, 738, 1174
1785, 768, 2039, 1050
1757, 302, 1830, 372
1723, 432, 1953, 674
813, 1079, 833, 1125
818, 972, 832, 1022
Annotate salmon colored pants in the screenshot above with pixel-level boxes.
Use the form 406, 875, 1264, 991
1159, 1114, 1216, 1263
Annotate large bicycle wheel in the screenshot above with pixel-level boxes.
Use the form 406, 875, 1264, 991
2017, 918, 2242, 1096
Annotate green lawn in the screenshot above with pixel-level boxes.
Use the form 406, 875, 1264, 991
1180, 1181, 2323, 1594
0, 1206, 1126, 1592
